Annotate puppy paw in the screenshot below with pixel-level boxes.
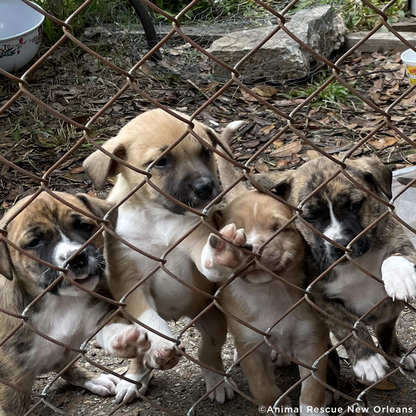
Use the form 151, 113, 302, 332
399, 353, 416, 371
201, 369, 236, 403
115, 372, 151, 403
108, 325, 151, 358
201, 223, 248, 282
381, 256, 416, 302
353, 354, 388, 382
84, 373, 119, 396
143, 342, 182, 370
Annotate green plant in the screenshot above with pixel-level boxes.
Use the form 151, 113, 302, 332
290, 73, 357, 107
292, 0, 407, 30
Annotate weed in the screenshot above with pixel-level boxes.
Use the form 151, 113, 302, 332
290, 73, 357, 107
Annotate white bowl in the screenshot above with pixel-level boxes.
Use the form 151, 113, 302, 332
0, 0, 45, 73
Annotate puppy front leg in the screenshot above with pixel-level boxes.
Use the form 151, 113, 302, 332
297, 342, 329, 416
62, 362, 119, 396
375, 317, 416, 371
381, 230, 416, 301
115, 308, 181, 403
311, 289, 388, 382
195, 306, 235, 403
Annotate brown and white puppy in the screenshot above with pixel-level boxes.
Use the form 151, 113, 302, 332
83, 109, 235, 404
199, 127, 330, 415
0, 192, 149, 416
254, 157, 416, 383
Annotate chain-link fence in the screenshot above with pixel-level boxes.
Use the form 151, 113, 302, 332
1, 0, 416, 415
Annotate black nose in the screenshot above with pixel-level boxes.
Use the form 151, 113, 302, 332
68, 251, 88, 270
191, 177, 214, 199
329, 238, 350, 258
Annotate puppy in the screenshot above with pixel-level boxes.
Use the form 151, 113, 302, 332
255, 157, 416, 383
83, 109, 236, 403
198, 130, 330, 415
0, 192, 149, 416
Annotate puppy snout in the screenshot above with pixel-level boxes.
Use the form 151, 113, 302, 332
191, 177, 214, 199
68, 250, 89, 270
327, 237, 350, 259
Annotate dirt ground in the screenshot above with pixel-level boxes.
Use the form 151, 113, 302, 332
2, 15, 416, 416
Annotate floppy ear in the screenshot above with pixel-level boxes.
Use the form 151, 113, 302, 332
83, 139, 127, 190
0, 239, 14, 281
76, 193, 117, 226
252, 171, 293, 199
351, 157, 392, 199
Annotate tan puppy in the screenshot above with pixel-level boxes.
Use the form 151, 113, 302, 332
255, 157, 416, 383
83, 109, 235, 403
0, 192, 149, 416
198, 132, 330, 415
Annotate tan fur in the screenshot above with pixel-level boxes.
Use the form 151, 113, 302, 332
208, 155, 329, 410
83, 109, 237, 403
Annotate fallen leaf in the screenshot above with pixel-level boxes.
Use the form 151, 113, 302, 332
70, 166, 84, 174
251, 84, 278, 98
270, 141, 302, 158
274, 98, 305, 107
407, 153, 416, 163
359, 379, 396, 390
255, 159, 269, 173
241, 89, 259, 102
368, 137, 397, 149
259, 125, 275, 135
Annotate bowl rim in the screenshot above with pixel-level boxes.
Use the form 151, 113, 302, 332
0, 1, 45, 43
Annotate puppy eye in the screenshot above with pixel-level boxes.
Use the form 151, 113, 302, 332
350, 201, 362, 211
79, 222, 94, 234
202, 148, 212, 159
26, 238, 42, 249
154, 158, 170, 168
302, 213, 317, 223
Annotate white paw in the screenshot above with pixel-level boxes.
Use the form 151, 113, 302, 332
353, 354, 388, 382
143, 338, 181, 370
115, 372, 151, 404
200, 223, 248, 282
84, 373, 119, 396
400, 353, 416, 370
104, 324, 151, 358
381, 256, 416, 302
201, 368, 235, 403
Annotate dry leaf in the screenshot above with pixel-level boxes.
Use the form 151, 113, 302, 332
368, 137, 397, 149
255, 160, 269, 173
270, 141, 302, 158
359, 379, 396, 390
251, 84, 277, 98
274, 98, 305, 107
70, 166, 84, 174
241, 89, 259, 102
407, 153, 416, 163
259, 125, 275, 135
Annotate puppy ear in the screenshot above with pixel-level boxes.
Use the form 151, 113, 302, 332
76, 194, 117, 225
352, 157, 392, 200
83, 140, 127, 190
0, 239, 14, 280
252, 171, 293, 199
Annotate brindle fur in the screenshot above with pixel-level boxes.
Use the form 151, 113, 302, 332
255, 157, 416, 374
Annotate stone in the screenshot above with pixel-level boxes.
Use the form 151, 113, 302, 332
208, 5, 347, 82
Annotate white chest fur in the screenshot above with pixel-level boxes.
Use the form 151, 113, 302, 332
28, 294, 100, 374
114, 204, 208, 319
324, 248, 389, 316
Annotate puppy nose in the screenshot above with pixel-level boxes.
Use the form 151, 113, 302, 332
330, 238, 350, 258
191, 177, 214, 199
68, 251, 88, 270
